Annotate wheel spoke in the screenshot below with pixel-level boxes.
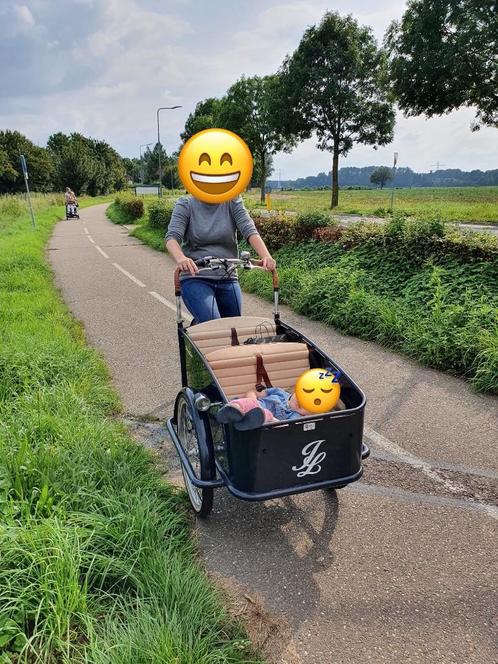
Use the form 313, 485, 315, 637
177, 396, 211, 514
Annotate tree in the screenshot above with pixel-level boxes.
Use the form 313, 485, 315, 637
217, 75, 298, 201
48, 133, 127, 195
385, 0, 498, 130
181, 98, 221, 142
123, 157, 142, 183
162, 151, 181, 189
0, 130, 53, 194
370, 166, 393, 188
278, 11, 395, 208
142, 143, 168, 184
252, 153, 274, 190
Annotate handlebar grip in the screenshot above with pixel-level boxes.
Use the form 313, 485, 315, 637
174, 267, 181, 295
251, 260, 279, 289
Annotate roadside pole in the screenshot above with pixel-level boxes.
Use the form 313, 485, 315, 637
20, 154, 36, 228
265, 185, 272, 211
389, 151, 398, 213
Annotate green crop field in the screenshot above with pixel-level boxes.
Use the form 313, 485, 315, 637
243, 186, 498, 224
125, 186, 498, 224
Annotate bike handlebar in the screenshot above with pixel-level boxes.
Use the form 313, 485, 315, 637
173, 256, 279, 294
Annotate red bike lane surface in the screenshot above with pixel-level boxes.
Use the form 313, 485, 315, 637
49, 204, 498, 664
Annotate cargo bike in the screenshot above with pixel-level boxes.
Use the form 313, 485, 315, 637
167, 254, 369, 516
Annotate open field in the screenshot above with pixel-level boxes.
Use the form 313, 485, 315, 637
121, 186, 498, 224
0, 196, 260, 663
243, 186, 498, 224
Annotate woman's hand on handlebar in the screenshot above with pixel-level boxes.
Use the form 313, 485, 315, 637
176, 255, 199, 276
261, 256, 276, 272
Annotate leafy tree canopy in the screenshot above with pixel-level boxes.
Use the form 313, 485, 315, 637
278, 11, 395, 207
385, 0, 498, 130
48, 132, 127, 195
370, 165, 393, 188
217, 75, 298, 200
0, 130, 53, 194
181, 98, 222, 142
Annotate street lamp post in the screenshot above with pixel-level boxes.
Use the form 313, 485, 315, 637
139, 142, 154, 184
156, 105, 182, 197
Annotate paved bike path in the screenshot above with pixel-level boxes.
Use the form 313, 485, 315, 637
49, 204, 498, 664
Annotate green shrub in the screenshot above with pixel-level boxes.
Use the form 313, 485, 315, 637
123, 197, 144, 219
372, 207, 387, 216
295, 211, 330, 229
148, 200, 174, 230
341, 221, 383, 248
294, 211, 332, 243
312, 226, 343, 242
252, 214, 297, 252
111, 193, 144, 223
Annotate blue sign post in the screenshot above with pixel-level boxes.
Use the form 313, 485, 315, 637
20, 154, 36, 228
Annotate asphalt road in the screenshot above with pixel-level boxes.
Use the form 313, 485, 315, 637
49, 204, 498, 664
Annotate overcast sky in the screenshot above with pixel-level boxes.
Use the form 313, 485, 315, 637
1, 0, 496, 179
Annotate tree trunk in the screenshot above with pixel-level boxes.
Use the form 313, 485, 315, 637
331, 145, 339, 209
260, 151, 266, 203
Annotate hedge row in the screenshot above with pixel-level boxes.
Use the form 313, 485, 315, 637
240, 215, 498, 393
250, 210, 498, 263
148, 200, 174, 229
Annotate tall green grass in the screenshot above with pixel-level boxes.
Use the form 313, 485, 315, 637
0, 199, 261, 663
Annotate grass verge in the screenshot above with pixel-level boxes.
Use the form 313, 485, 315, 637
129, 223, 166, 251
0, 197, 262, 663
105, 200, 131, 225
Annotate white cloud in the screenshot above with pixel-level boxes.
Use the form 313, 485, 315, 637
0, 0, 496, 176
14, 4, 35, 26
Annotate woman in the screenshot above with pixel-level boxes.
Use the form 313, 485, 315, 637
165, 194, 276, 323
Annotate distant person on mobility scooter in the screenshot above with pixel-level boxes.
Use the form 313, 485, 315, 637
165, 129, 275, 323
65, 187, 79, 219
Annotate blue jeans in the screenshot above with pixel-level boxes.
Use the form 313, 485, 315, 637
181, 277, 242, 323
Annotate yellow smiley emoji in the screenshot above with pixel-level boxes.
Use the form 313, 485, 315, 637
178, 128, 253, 203
295, 369, 341, 414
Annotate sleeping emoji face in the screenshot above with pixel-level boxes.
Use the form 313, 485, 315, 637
295, 368, 341, 413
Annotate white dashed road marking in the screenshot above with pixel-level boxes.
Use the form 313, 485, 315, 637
84, 227, 89, 235
95, 245, 109, 259
87, 235, 95, 244
112, 262, 146, 287
149, 291, 192, 321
